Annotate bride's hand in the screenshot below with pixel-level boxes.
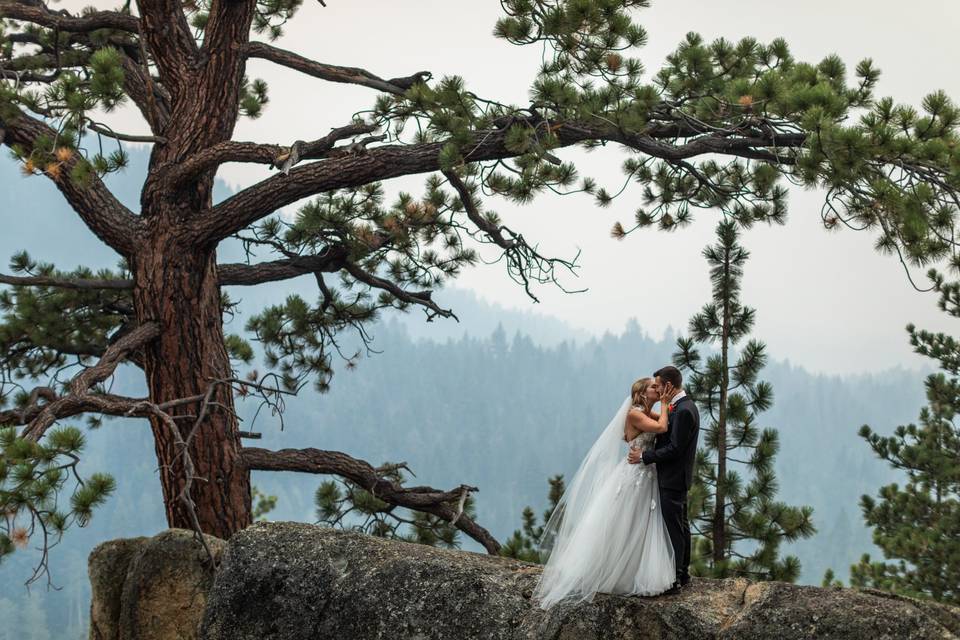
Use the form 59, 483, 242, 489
659, 385, 674, 405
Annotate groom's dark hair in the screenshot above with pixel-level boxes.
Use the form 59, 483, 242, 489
654, 365, 682, 388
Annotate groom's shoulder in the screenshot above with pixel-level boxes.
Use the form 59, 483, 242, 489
678, 396, 698, 414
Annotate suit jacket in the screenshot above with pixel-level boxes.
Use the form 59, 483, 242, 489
641, 395, 700, 492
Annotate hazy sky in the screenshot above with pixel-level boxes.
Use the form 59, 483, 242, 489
64, 0, 960, 374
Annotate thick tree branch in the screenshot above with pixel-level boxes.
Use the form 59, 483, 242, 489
194, 120, 806, 244
243, 41, 430, 96
165, 123, 377, 187
118, 55, 172, 133
134, 0, 199, 97
0, 391, 147, 430
0, 272, 134, 289
0, 9, 173, 134
0, 107, 143, 254
218, 246, 349, 286
242, 446, 501, 554
0, 1, 139, 32
201, 0, 256, 59
0, 248, 349, 290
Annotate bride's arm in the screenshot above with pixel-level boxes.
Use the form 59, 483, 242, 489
626, 407, 668, 434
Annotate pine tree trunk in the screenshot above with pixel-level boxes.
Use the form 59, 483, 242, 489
131, 234, 252, 539
714, 282, 730, 567
126, 2, 257, 539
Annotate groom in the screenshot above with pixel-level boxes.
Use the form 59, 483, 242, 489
627, 365, 700, 592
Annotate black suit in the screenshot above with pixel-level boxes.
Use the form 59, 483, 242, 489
641, 394, 700, 584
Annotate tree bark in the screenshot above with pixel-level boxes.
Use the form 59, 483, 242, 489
714, 267, 731, 566
131, 235, 252, 539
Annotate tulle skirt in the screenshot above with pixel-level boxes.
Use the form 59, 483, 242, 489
533, 459, 676, 609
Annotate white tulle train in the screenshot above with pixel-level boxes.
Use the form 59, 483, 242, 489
533, 398, 676, 610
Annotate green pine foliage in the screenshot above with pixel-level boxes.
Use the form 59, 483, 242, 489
499, 474, 565, 563
675, 221, 815, 582
251, 485, 278, 522
0, 424, 115, 587
847, 276, 960, 604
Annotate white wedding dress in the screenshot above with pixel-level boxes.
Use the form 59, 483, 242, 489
533, 397, 676, 609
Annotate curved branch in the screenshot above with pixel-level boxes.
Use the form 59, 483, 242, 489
341, 260, 455, 320
242, 446, 501, 554
243, 41, 430, 96
86, 122, 166, 144
16, 322, 160, 441
0, 107, 143, 254
0, 2, 139, 32
194, 120, 807, 244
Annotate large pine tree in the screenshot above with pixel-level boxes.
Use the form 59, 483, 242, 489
674, 221, 815, 581
850, 271, 960, 604
1, 0, 959, 583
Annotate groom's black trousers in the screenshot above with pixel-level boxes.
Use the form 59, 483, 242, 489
659, 487, 690, 583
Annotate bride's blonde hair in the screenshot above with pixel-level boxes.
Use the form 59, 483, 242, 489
631, 377, 654, 409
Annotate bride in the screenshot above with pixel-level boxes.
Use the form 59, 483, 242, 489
533, 377, 678, 609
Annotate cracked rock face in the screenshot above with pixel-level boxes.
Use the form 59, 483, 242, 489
197, 522, 960, 640
88, 529, 224, 640
90, 524, 960, 640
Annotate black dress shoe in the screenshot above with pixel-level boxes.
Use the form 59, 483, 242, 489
661, 582, 683, 595
679, 576, 691, 587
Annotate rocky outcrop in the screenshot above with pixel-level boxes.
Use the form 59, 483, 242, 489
88, 529, 224, 640
89, 536, 149, 640
90, 523, 960, 640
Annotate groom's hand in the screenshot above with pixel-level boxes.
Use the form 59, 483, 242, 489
627, 448, 643, 465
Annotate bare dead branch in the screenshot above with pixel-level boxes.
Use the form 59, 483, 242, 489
242, 446, 501, 554
442, 169, 581, 301
17, 322, 160, 441
86, 122, 166, 144
127, 398, 216, 566
243, 41, 431, 96
341, 260, 455, 321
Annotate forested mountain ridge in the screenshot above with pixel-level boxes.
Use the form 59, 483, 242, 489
0, 149, 924, 637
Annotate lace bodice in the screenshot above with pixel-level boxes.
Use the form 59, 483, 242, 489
629, 431, 657, 450
627, 405, 658, 450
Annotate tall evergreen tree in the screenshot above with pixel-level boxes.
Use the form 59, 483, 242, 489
674, 221, 815, 581
849, 271, 960, 604
0, 0, 958, 583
